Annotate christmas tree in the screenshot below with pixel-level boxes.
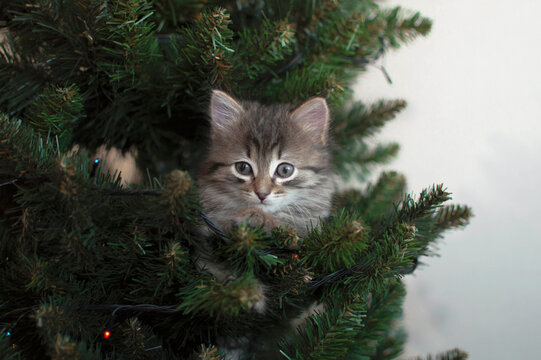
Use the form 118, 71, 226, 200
0, 1, 472, 359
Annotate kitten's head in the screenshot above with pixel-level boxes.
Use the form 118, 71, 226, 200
199, 90, 332, 217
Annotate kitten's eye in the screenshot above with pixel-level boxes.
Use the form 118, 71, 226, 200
275, 163, 295, 178
235, 162, 252, 176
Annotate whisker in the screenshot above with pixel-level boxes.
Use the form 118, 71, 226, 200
292, 203, 307, 226
286, 205, 297, 228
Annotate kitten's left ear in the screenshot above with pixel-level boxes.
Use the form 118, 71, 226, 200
291, 97, 330, 145
210, 90, 244, 132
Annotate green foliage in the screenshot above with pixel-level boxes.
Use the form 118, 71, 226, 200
0, 0, 433, 174
0, 333, 23, 360
109, 317, 174, 359
0, 1, 472, 359
335, 171, 407, 223
317, 182, 472, 307
370, 327, 408, 360
346, 281, 406, 359
281, 281, 408, 360
263, 63, 342, 103
220, 225, 283, 272
32, 301, 105, 360
232, 15, 295, 81
335, 140, 401, 181
302, 211, 370, 273
434, 204, 473, 233
334, 99, 408, 140
392, 185, 472, 259
381, 7, 432, 48
191, 344, 225, 360
413, 348, 469, 360
174, 7, 235, 89
177, 275, 263, 319
24, 84, 84, 151
0, 115, 201, 358
0, 111, 471, 357
280, 298, 367, 360
332, 98, 407, 181
396, 184, 452, 224
152, 0, 205, 32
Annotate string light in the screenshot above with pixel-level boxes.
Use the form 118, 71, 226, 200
103, 330, 111, 339
90, 158, 100, 178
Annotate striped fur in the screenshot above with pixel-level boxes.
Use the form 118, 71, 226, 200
199, 91, 333, 236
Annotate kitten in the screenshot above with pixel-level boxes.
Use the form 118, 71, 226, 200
198, 90, 333, 237
196, 90, 333, 358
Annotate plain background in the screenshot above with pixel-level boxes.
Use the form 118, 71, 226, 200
354, 1, 541, 358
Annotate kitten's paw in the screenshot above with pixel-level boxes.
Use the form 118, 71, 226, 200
235, 207, 280, 232
223, 274, 267, 314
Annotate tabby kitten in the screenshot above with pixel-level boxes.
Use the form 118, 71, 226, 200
198, 90, 333, 237
196, 90, 333, 358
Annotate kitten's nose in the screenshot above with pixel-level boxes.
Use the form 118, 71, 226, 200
255, 191, 269, 202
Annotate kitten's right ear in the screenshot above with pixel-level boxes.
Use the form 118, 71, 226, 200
210, 90, 244, 131
291, 97, 330, 145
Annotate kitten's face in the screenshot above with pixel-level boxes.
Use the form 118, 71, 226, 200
207, 137, 322, 213
199, 90, 332, 217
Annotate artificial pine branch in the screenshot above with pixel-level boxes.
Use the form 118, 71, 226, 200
193, 344, 224, 360
175, 7, 234, 88
381, 7, 432, 48
334, 99, 408, 140
346, 281, 406, 358
24, 84, 84, 150
370, 327, 408, 360
177, 275, 264, 319
111, 317, 166, 360
302, 211, 370, 273
310, 184, 454, 294
334, 140, 400, 180
356, 171, 407, 223
0, 333, 23, 359
0, 59, 48, 117
356, 143, 401, 165
334, 170, 408, 240
264, 62, 343, 103
396, 185, 452, 224
0, 1, 470, 359
433, 204, 473, 233
233, 16, 295, 82
279, 297, 367, 360
411, 348, 469, 360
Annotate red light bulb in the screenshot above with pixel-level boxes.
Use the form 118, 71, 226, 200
103, 330, 111, 339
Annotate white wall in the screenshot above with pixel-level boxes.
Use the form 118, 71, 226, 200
354, 1, 541, 358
